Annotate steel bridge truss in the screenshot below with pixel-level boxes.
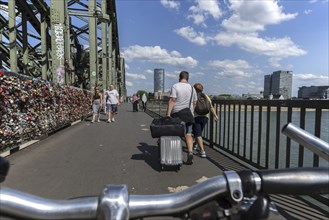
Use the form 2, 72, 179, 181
0, 0, 125, 94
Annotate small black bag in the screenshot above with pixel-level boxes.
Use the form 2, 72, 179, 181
172, 108, 195, 124
150, 116, 185, 138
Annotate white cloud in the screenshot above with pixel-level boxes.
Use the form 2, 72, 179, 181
126, 73, 146, 80
175, 26, 207, 45
292, 73, 329, 95
122, 45, 198, 68
160, 0, 180, 10
304, 9, 312, 15
212, 32, 307, 66
188, 0, 222, 26
209, 59, 251, 70
146, 69, 154, 74
223, 0, 297, 33
294, 73, 329, 82
125, 80, 133, 87
209, 59, 254, 78
166, 72, 179, 79
209, 0, 304, 68
235, 81, 260, 91
191, 71, 205, 77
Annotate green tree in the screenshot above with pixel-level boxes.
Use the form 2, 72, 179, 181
137, 90, 148, 98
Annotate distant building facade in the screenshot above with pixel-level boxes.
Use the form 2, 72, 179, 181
154, 91, 170, 100
263, 70, 292, 99
298, 86, 329, 99
154, 68, 165, 93
242, 93, 263, 100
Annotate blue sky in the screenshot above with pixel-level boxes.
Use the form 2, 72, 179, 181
116, 0, 329, 97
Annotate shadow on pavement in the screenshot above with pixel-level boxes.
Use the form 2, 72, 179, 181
131, 142, 161, 172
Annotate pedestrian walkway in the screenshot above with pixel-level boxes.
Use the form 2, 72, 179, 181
2, 103, 327, 220
2, 103, 223, 200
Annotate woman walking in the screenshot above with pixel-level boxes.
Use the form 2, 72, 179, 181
91, 86, 103, 123
193, 83, 218, 158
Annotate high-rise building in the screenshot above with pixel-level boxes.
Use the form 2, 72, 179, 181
298, 86, 329, 99
263, 70, 293, 99
154, 68, 165, 93
264, 75, 271, 97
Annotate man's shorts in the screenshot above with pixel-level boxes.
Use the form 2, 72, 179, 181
185, 123, 193, 135
106, 104, 118, 113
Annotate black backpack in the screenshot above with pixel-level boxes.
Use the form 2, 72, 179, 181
195, 92, 211, 115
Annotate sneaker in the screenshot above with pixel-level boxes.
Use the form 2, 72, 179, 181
107, 119, 111, 123
200, 151, 207, 158
186, 153, 194, 165
111, 118, 115, 122
91, 120, 94, 123
193, 142, 198, 151
97, 119, 100, 122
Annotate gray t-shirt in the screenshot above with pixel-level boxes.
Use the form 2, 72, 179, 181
170, 82, 197, 114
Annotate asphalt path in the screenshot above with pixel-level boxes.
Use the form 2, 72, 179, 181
2, 103, 223, 200
5, 104, 322, 220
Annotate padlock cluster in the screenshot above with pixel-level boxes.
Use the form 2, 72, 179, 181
0, 71, 92, 153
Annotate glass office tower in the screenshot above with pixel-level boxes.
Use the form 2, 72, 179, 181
154, 68, 165, 93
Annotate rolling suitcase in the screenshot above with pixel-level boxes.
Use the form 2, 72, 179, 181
159, 136, 183, 171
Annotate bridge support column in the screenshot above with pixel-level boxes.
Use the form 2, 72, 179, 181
0, 30, 2, 69
88, 0, 98, 90
41, 14, 48, 80
64, 9, 72, 86
8, 0, 17, 73
112, 49, 117, 85
22, 12, 29, 74
50, 0, 67, 84
108, 22, 113, 86
101, 0, 108, 91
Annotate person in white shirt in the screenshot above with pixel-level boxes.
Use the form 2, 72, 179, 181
166, 71, 197, 165
104, 84, 120, 123
142, 93, 147, 112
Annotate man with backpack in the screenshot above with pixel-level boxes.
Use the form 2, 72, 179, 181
193, 83, 218, 158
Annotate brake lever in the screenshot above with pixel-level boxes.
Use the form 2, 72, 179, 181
240, 195, 271, 219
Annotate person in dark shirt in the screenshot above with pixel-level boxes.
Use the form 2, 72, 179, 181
91, 86, 103, 123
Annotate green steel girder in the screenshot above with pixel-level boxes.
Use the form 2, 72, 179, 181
0, 0, 125, 94
0, 16, 41, 77
15, 0, 51, 48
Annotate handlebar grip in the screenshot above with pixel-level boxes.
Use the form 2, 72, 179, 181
0, 156, 10, 183
257, 167, 329, 195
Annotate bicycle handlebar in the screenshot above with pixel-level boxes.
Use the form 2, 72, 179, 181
282, 123, 329, 161
258, 167, 329, 195
0, 188, 98, 219
1, 168, 328, 219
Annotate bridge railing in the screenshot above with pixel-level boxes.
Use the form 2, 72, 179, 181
146, 99, 329, 169
146, 98, 329, 211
